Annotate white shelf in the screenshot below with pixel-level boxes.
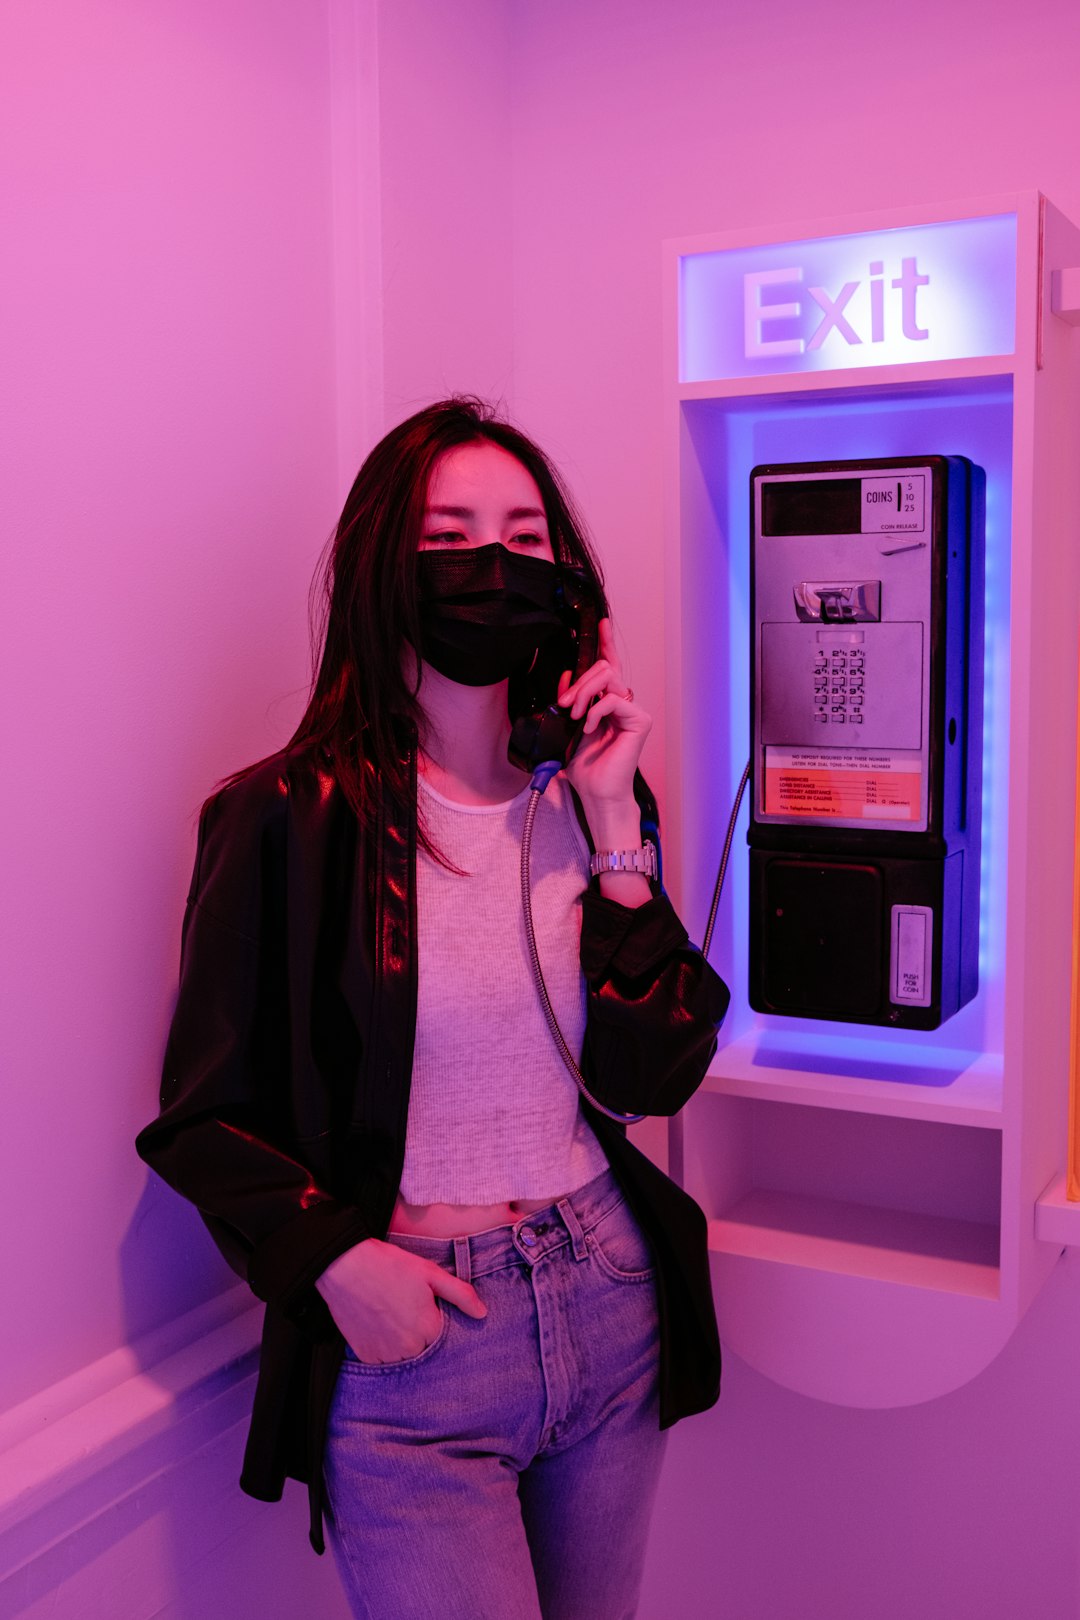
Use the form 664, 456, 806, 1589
1035, 1171, 1080, 1247
703, 1032, 1003, 1128
709, 1189, 1000, 1298
676, 353, 1017, 403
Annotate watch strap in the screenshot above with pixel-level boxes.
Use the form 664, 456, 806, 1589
588, 841, 658, 880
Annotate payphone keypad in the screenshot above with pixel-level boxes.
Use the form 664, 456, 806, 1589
812, 648, 866, 725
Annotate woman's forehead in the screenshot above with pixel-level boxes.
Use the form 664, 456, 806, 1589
426, 441, 545, 512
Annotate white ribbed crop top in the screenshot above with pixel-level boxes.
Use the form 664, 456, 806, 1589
398, 771, 609, 1206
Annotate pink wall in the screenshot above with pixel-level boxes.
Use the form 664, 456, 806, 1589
643, 1253, 1080, 1618
0, 0, 516, 1409
374, 0, 514, 424
505, 2, 1080, 1615
6, 0, 1080, 1614
1, 0, 340, 1413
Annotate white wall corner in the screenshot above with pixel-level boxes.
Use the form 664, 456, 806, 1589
328, 0, 386, 494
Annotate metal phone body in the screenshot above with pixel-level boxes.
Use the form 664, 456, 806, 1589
748, 456, 985, 1030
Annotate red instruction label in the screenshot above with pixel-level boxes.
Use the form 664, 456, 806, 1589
764, 748, 922, 821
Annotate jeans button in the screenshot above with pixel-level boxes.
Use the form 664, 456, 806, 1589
519, 1225, 537, 1247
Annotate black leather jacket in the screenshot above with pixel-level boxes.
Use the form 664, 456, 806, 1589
136, 740, 730, 1551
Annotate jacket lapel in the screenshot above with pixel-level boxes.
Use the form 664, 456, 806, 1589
345, 729, 418, 1230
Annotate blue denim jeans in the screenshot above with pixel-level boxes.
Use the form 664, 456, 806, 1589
323, 1167, 666, 1620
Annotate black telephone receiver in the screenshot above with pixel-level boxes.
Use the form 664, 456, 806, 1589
510, 568, 644, 1122
507, 566, 603, 775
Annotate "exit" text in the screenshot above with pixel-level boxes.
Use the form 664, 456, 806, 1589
744, 258, 930, 359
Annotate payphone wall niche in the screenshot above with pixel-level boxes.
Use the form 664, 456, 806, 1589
664, 193, 1080, 1410
749, 456, 984, 1030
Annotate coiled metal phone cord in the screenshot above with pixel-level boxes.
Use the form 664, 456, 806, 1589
521, 768, 645, 1123
521, 759, 751, 1125
702, 760, 751, 961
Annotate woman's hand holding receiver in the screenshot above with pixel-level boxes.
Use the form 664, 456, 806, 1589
559, 617, 653, 909
316, 1239, 487, 1364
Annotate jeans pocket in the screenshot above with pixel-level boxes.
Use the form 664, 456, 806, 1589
341, 1303, 451, 1373
586, 1200, 656, 1283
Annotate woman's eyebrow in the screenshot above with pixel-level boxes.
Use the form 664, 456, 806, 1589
424, 504, 548, 521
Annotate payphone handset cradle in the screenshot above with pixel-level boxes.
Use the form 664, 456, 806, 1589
748, 455, 985, 1031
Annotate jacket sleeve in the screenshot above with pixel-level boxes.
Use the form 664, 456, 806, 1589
135, 774, 370, 1319
577, 885, 730, 1120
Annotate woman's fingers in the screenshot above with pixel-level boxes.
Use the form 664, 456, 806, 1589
428, 1265, 488, 1319
558, 620, 628, 717
597, 616, 621, 670
316, 1239, 486, 1365
560, 658, 631, 719
580, 689, 650, 737
561, 668, 645, 727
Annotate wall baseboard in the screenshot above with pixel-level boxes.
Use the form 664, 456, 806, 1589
0, 1285, 269, 1615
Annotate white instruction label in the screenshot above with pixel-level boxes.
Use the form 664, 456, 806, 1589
891, 905, 933, 1006
861, 473, 925, 534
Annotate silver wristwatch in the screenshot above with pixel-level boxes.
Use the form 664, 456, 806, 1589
588, 841, 658, 879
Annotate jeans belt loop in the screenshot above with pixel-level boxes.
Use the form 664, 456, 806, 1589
556, 1197, 589, 1261
453, 1235, 472, 1285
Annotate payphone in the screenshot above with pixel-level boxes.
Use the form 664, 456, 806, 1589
748, 456, 985, 1030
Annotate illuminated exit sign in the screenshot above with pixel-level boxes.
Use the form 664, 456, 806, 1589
679, 214, 1017, 382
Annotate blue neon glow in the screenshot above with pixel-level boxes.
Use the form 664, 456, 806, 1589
689, 378, 1011, 1067
680, 215, 1017, 383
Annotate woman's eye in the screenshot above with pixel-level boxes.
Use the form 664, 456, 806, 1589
421, 529, 548, 548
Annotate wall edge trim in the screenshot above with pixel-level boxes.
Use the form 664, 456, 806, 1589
0, 1285, 261, 1556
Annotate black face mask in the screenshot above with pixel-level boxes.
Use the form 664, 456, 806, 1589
416, 544, 565, 686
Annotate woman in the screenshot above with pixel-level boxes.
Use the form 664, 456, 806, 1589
137, 398, 729, 1620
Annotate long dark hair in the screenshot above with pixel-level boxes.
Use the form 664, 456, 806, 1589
282, 396, 605, 828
